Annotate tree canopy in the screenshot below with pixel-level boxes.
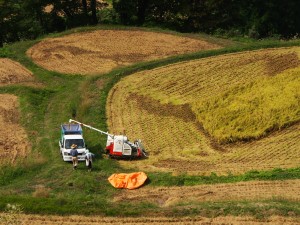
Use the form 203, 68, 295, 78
1, 0, 300, 47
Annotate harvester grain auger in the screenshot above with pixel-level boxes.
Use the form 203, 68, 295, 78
69, 119, 148, 159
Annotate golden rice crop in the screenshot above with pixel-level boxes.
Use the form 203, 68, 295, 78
107, 47, 300, 175
193, 66, 300, 143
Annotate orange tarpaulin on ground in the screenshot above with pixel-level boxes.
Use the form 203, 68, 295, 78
108, 172, 147, 190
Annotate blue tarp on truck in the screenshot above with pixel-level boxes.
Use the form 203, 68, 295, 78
61, 124, 82, 137
60, 123, 87, 162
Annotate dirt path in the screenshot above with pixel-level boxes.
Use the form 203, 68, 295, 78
27, 29, 220, 75
0, 214, 298, 225
113, 179, 300, 207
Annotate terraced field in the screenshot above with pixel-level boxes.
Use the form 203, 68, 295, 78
0, 58, 34, 86
1, 28, 299, 223
107, 47, 300, 175
0, 59, 35, 165
27, 30, 220, 75
0, 94, 30, 165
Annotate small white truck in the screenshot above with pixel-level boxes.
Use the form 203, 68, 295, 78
59, 123, 88, 162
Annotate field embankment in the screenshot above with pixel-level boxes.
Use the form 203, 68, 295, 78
26, 29, 220, 75
1, 214, 298, 225
107, 46, 300, 175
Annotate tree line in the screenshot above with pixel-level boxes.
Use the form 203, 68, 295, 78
1, 0, 300, 47
114, 0, 300, 38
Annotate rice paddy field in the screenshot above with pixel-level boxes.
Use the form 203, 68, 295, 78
0, 58, 34, 86
27, 29, 220, 75
0, 94, 30, 165
0, 27, 299, 224
107, 47, 300, 175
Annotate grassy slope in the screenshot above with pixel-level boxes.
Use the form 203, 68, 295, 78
0, 26, 299, 217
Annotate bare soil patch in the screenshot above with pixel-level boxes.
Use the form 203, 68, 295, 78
0, 214, 298, 225
265, 52, 300, 75
0, 58, 34, 86
0, 94, 30, 164
130, 93, 196, 122
27, 30, 220, 75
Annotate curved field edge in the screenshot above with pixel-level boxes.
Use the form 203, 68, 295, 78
26, 29, 221, 75
0, 28, 299, 218
109, 47, 300, 142
106, 47, 300, 175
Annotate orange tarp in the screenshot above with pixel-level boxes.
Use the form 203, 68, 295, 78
108, 172, 147, 190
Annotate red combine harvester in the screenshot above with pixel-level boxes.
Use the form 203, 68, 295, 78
69, 119, 148, 159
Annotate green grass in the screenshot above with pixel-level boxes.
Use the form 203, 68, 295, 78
0, 26, 299, 218
148, 167, 300, 187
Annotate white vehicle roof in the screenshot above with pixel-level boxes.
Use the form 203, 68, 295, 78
64, 134, 84, 139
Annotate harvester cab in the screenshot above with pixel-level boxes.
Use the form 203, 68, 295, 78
69, 119, 148, 159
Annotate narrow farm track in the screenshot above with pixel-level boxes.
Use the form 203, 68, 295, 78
107, 47, 300, 175
26, 30, 220, 75
1, 214, 299, 225
113, 180, 300, 206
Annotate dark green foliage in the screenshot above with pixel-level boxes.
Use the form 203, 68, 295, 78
112, 0, 138, 25
113, 0, 300, 39
0, 0, 110, 46
98, 8, 119, 24
1, 0, 300, 47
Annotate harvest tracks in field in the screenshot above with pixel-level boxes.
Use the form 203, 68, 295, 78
26, 29, 220, 75
107, 47, 300, 175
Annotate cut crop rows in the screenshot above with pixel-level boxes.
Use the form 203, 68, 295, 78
27, 30, 220, 75
0, 94, 30, 165
0, 58, 34, 86
107, 47, 300, 175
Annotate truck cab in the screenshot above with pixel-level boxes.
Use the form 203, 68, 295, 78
59, 124, 87, 162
